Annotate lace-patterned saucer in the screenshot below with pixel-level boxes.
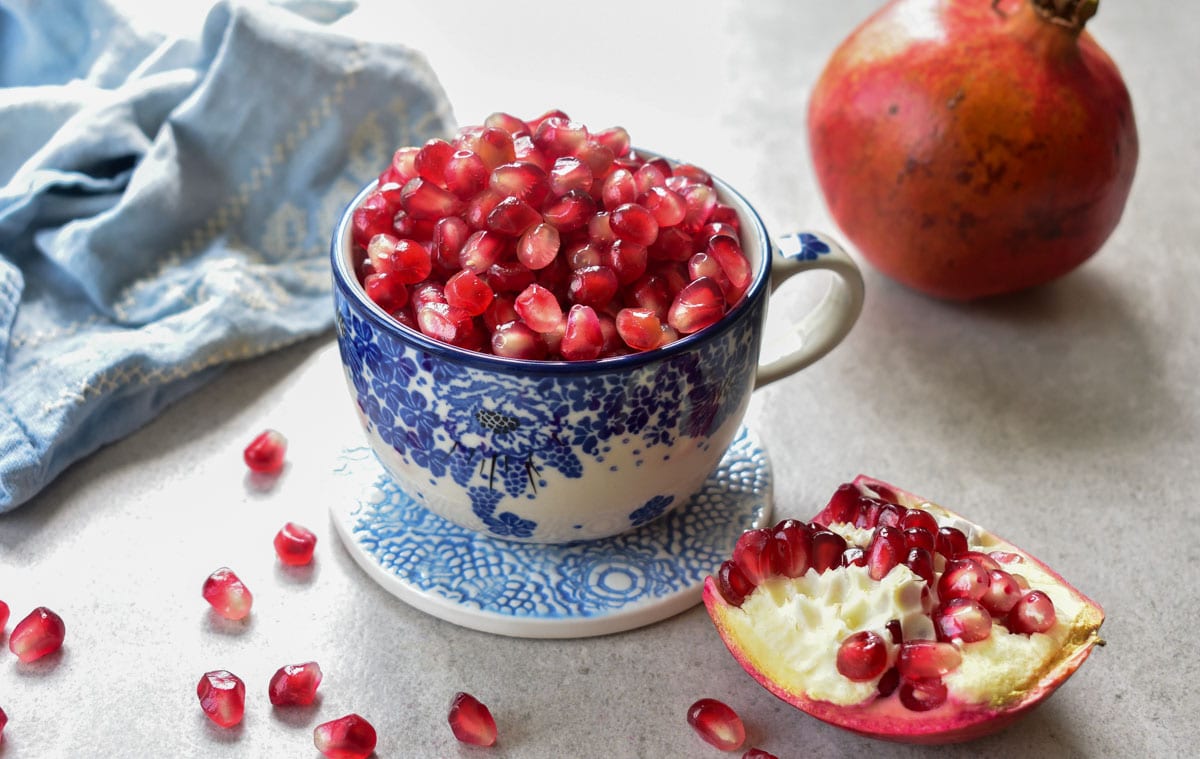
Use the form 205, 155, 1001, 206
330, 426, 773, 638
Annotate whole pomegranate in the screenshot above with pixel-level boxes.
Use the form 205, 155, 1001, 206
808, 0, 1137, 299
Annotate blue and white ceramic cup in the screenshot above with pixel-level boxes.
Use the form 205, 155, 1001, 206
331, 166, 864, 543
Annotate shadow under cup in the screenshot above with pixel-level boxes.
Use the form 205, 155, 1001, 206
331, 171, 841, 543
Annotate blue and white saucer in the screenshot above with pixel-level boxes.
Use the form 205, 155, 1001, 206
329, 426, 772, 638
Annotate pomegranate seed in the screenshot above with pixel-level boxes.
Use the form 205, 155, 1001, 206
681, 183, 718, 234
380, 146, 419, 186
650, 226, 695, 262
706, 234, 752, 290
565, 241, 602, 270
732, 529, 776, 584
418, 302, 483, 350
990, 550, 1024, 564
980, 569, 1024, 615
687, 698, 745, 752
314, 713, 377, 759
615, 307, 666, 352
826, 483, 862, 523
673, 163, 712, 185
445, 269, 495, 316
900, 509, 939, 534
549, 156, 594, 196
8, 607, 66, 663
243, 429, 286, 474
274, 522, 318, 566
634, 162, 668, 194
350, 191, 396, 249
269, 661, 323, 706
810, 529, 848, 573
743, 749, 779, 759
886, 619, 904, 644
484, 111, 530, 137
936, 526, 969, 559
489, 161, 549, 206
866, 525, 905, 580
937, 558, 991, 603
876, 503, 908, 529
688, 251, 729, 293
899, 678, 948, 712
528, 108, 572, 131
196, 670, 245, 728
431, 216, 470, 272
542, 189, 596, 232
364, 272, 408, 313
601, 169, 637, 211
517, 222, 561, 270
491, 320, 548, 360
771, 519, 811, 578
877, 667, 901, 697
668, 277, 726, 334
963, 550, 1001, 572
515, 284, 564, 333
485, 196, 539, 236
459, 230, 506, 273
836, 630, 890, 681
897, 640, 962, 680
512, 134, 550, 171
568, 265, 619, 309
599, 240, 645, 286
0, 599, 8, 631
592, 125, 631, 156
903, 547, 936, 586
609, 203, 659, 246
415, 138, 454, 186
934, 598, 993, 642
410, 280, 446, 310
483, 294, 518, 330
455, 125, 516, 170
574, 139, 615, 178
444, 149, 489, 198
0, 705, 6, 740
855, 497, 885, 529
447, 692, 498, 746
1012, 573, 1031, 590
1007, 590, 1057, 634
841, 547, 867, 567
716, 560, 754, 607
903, 527, 935, 553
400, 177, 462, 219
560, 304, 603, 361
202, 567, 253, 620
380, 237, 433, 283
533, 117, 589, 159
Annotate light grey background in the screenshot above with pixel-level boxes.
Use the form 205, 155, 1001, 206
2, 1, 1195, 757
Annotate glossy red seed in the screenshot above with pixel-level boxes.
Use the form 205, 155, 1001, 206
197, 670, 245, 728
897, 640, 962, 680
560, 304, 603, 361
937, 558, 991, 603
667, 277, 725, 334
592, 125, 631, 157
886, 619, 904, 644
542, 190, 596, 232
8, 607, 66, 663
512, 134, 550, 171
448, 692, 498, 747
610, 203, 660, 246
963, 550, 1002, 572
649, 226, 694, 262
350, 192, 396, 249
491, 321, 548, 360
1007, 590, 1057, 634
899, 678, 948, 712
459, 231, 506, 274
533, 117, 589, 159
484, 111, 531, 137
935, 598, 993, 643
716, 560, 754, 607
415, 138, 454, 186
876, 503, 908, 529
877, 667, 901, 697
388, 238, 434, 283
244, 429, 287, 474
903, 527, 935, 553
574, 139, 615, 178
900, 508, 940, 534
273, 522, 317, 566
936, 526, 969, 559
680, 183, 718, 233
980, 569, 1024, 615
990, 550, 1024, 565
866, 525, 906, 581
203, 568, 253, 620
445, 269, 495, 316
772, 519, 812, 578
455, 125, 516, 170
364, 272, 408, 313
601, 168, 638, 210
487, 196, 542, 236
634, 162, 668, 194
400, 177, 462, 219
855, 497, 885, 529
431, 216, 470, 273
687, 698, 745, 752
688, 251, 729, 292
706, 234, 752, 290
418, 302, 482, 350
549, 156, 593, 196
903, 547, 936, 586
810, 529, 848, 573
269, 661, 323, 706
381, 146, 419, 186
732, 529, 775, 584
314, 713, 377, 759
489, 161, 549, 206
614, 307, 665, 351
836, 630, 890, 681
568, 265, 619, 309
517, 222, 561, 270
444, 149, 488, 198
826, 483, 862, 523
463, 188, 505, 230
514, 284, 564, 333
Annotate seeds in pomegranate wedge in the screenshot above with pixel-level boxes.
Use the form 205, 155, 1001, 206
202, 568, 253, 620
1007, 590, 1057, 635
935, 598, 993, 643
448, 692, 498, 747
274, 523, 317, 566
8, 607, 66, 663
837, 631, 889, 681
715, 560, 754, 607
243, 429, 286, 474
866, 525, 905, 580
771, 519, 812, 578
936, 526, 969, 559
897, 640, 962, 680
732, 529, 775, 585
980, 569, 1024, 616
196, 670, 245, 728
898, 677, 948, 712
937, 558, 990, 603
687, 698, 745, 752
810, 529, 847, 573
314, 713, 377, 759
269, 661, 323, 706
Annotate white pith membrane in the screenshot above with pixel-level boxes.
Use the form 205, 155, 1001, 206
722, 500, 1089, 709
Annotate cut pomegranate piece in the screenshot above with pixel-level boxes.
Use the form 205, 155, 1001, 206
269, 661, 323, 706
274, 522, 318, 566
243, 429, 286, 474
448, 692, 498, 747
202, 568, 253, 620
704, 476, 1106, 744
197, 670, 245, 728
8, 607, 66, 663
314, 713, 377, 759
687, 698, 745, 751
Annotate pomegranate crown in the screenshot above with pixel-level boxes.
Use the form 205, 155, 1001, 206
1028, 0, 1098, 32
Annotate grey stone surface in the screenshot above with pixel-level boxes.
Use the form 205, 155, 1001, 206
2, 1, 1197, 756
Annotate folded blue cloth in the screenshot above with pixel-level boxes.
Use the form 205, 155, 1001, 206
0, 0, 455, 510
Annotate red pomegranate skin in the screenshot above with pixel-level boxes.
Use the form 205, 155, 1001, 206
808, 0, 1138, 300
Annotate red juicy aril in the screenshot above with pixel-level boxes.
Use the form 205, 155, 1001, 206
314, 713, 377, 759
269, 661, 323, 706
351, 111, 752, 360
197, 670, 246, 728
703, 476, 1104, 743
686, 697, 745, 752
274, 522, 318, 566
202, 568, 253, 620
447, 692, 498, 747
9, 606, 66, 663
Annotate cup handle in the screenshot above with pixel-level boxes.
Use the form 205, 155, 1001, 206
755, 232, 865, 389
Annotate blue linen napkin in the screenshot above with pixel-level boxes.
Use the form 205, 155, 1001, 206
0, 0, 456, 510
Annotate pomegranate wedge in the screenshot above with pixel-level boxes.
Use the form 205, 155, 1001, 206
703, 476, 1104, 744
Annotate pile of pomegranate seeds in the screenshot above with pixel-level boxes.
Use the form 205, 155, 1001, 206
314, 713, 377, 759
268, 661, 324, 706
447, 691, 498, 747
351, 110, 753, 360
274, 522, 318, 566
196, 670, 246, 728
687, 698, 745, 751
202, 567, 253, 620
8, 607, 66, 663
715, 484, 1059, 713
243, 429, 287, 474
